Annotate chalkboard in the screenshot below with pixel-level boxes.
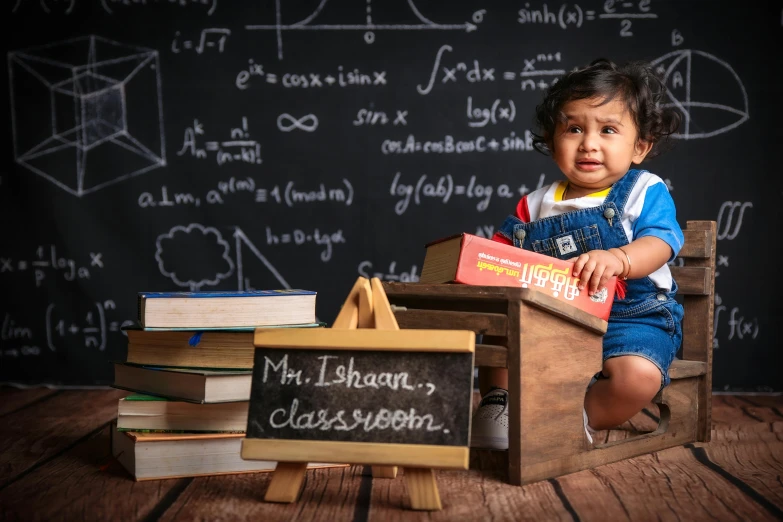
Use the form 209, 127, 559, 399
2, 1, 781, 390
246, 348, 473, 446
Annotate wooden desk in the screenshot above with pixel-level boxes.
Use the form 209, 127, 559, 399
1, 387, 781, 521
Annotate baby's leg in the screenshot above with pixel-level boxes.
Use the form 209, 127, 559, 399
478, 367, 508, 396
584, 355, 661, 430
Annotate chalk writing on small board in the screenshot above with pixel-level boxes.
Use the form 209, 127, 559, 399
246, 349, 474, 446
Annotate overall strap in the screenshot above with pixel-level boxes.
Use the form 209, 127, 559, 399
497, 215, 523, 242
497, 169, 646, 245
604, 169, 646, 215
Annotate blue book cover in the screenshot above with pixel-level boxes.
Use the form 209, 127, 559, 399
136, 290, 317, 328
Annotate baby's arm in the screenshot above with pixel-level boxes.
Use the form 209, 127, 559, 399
572, 236, 672, 294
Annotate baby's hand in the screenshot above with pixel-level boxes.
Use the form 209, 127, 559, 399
572, 250, 625, 295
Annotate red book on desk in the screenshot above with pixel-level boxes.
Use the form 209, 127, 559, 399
419, 233, 616, 321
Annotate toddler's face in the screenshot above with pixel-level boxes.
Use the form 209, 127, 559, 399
551, 97, 652, 197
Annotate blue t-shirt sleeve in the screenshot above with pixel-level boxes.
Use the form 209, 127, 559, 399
632, 182, 684, 261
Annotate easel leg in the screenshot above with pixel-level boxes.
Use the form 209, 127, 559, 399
371, 465, 398, 478
265, 462, 308, 503
403, 467, 442, 510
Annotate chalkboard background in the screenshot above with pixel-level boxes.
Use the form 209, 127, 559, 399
2, 1, 781, 390
246, 348, 474, 445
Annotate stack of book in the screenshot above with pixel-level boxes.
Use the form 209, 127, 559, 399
111, 289, 332, 480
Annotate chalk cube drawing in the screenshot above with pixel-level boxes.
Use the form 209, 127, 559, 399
8, 35, 166, 196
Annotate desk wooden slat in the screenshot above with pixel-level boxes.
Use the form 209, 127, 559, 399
669, 360, 708, 379
670, 266, 711, 295
475, 344, 507, 367
679, 229, 711, 258
394, 309, 508, 336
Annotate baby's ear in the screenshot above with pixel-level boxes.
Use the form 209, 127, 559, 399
632, 139, 653, 164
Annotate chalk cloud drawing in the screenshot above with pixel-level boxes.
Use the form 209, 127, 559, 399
8, 35, 166, 197
156, 224, 291, 292
652, 50, 748, 139
156, 224, 235, 291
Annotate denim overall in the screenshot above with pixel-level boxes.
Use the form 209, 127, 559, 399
498, 169, 683, 387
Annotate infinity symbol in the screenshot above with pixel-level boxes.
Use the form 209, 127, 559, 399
277, 113, 319, 132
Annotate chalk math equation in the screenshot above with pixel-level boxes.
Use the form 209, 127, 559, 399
517, 0, 657, 36
0, 300, 132, 359
1, 246, 104, 287
177, 117, 261, 167
710, 200, 758, 349
236, 62, 387, 91
417, 46, 569, 95
171, 28, 229, 54
265, 227, 346, 263
390, 172, 520, 215
138, 178, 354, 208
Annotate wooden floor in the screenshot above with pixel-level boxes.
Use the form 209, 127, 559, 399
0, 387, 781, 522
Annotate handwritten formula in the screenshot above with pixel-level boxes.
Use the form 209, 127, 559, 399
236, 62, 387, 91
418, 46, 568, 95
138, 179, 354, 208
1, 301, 132, 359
171, 28, 230, 54
177, 117, 262, 167
1, 246, 102, 287
358, 261, 420, 283
517, 0, 656, 36
390, 172, 526, 215
265, 227, 346, 263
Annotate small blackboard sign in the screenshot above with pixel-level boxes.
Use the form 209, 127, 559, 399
241, 328, 475, 470
247, 348, 472, 446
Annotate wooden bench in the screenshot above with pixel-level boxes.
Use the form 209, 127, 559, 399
382, 220, 716, 485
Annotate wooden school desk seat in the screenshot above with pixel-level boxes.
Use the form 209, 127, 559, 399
382, 220, 716, 486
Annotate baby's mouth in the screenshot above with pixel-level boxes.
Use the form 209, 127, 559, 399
576, 159, 603, 170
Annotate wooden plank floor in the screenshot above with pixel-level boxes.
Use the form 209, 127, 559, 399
0, 387, 781, 521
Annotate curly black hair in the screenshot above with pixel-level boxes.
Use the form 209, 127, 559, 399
532, 58, 681, 158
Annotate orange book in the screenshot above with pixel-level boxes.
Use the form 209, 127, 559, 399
420, 233, 617, 321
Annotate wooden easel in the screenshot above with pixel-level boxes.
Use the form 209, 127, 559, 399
263, 276, 443, 510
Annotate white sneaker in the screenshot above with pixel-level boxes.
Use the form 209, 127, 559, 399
583, 408, 597, 445
583, 372, 604, 445
470, 388, 509, 450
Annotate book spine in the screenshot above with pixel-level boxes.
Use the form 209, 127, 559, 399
137, 295, 144, 324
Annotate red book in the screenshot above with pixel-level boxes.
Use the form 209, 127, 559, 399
419, 233, 616, 321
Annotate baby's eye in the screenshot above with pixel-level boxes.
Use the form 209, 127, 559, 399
602, 127, 618, 134
567, 126, 582, 133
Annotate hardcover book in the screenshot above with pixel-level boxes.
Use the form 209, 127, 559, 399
137, 290, 317, 328
112, 427, 345, 480
124, 344, 255, 370
117, 394, 249, 431
121, 324, 326, 370
419, 233, 616, 321
124, 323, 325, 348
113, 364, 252, 403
